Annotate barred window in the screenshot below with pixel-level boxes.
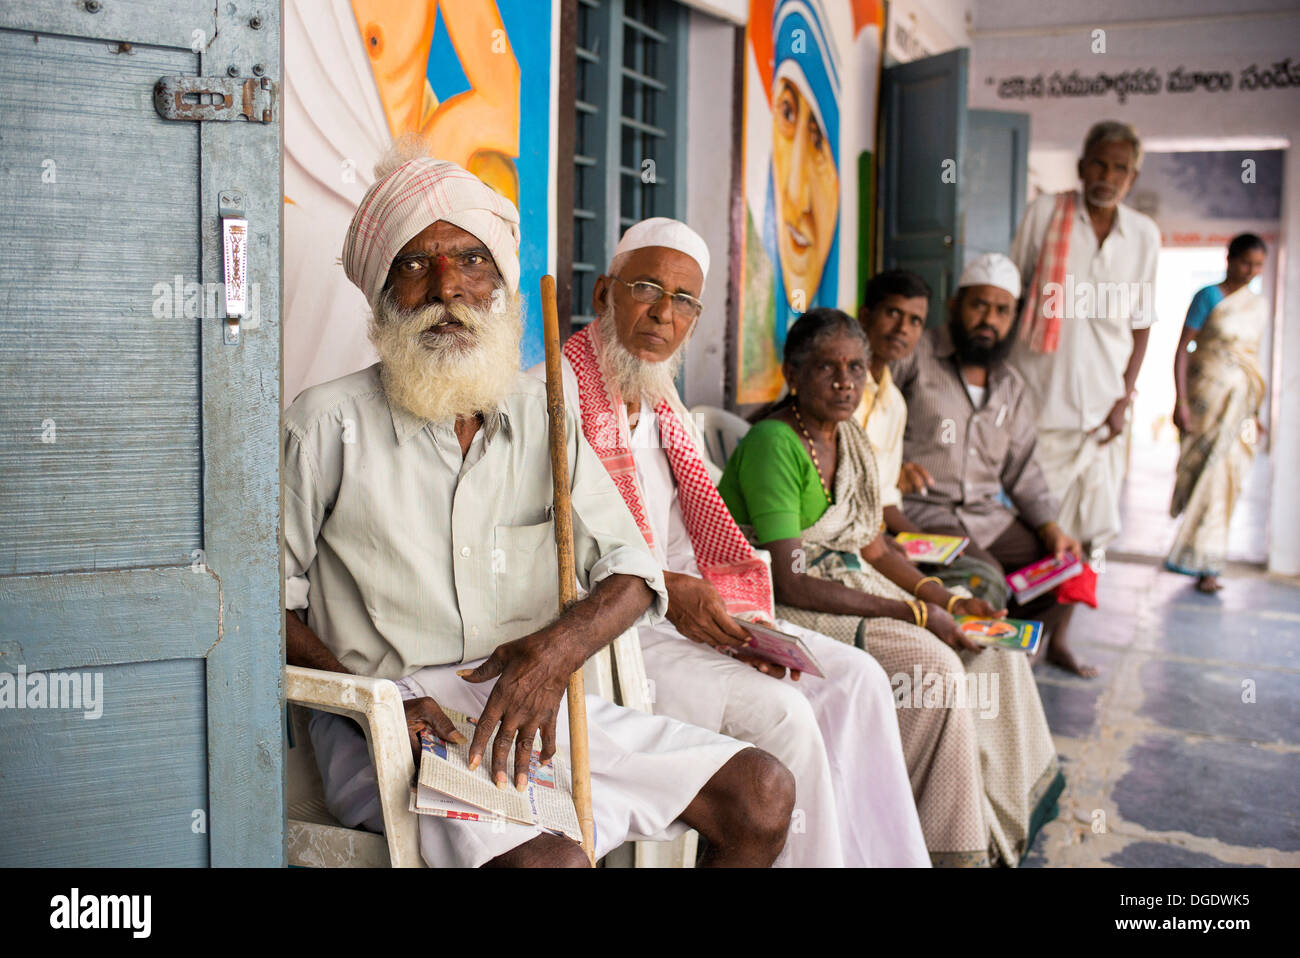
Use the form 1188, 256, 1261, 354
572, 0, 688, 327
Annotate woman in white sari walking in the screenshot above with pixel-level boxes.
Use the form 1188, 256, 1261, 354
1169, 234, 1270, 592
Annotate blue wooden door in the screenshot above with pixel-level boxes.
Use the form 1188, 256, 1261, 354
964, 109, 1030, 262
880, 48, 968, 327
0, 1, 282, 866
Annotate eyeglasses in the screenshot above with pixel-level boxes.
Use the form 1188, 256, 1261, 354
610, 277, 703, 320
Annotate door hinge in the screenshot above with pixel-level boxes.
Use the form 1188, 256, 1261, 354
154, 76, 277, 123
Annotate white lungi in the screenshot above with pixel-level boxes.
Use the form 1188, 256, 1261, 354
641, 620, 930, 868
1033, 426, 1128, 548
309, 658, 748, 868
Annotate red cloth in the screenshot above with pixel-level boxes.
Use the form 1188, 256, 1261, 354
1018, 190, 1075, 354
1056, 562, 1098, 608
564, 325, 774, 620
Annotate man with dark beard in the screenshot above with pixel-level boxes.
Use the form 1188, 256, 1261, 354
892, 254, 1086, 674
282, 148, 794, 868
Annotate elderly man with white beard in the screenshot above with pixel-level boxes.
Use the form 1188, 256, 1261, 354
283, 150, 795, 868
528, 218, 930, 867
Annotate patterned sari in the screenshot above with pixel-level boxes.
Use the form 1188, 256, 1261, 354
1168, 287, 1268, 577
761, 419, 1062, 866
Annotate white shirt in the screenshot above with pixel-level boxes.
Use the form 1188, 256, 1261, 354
628, 403, 702, 580
853, 366, 906, 509
282, 366, 668, 678
1008, 189, 1161, 433
964, 382, 986, 409
524, 355, 702, 602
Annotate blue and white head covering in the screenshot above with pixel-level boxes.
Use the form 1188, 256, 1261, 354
764, 0, 842, 361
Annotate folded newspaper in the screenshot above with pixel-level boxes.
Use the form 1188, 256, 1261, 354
412, 709, 581, 842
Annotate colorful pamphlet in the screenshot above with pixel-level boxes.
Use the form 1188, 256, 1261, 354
894, 532, 969, 566
956, 616, 1043, 655
1006, 553, 1083, 604
731, 618, 827, 678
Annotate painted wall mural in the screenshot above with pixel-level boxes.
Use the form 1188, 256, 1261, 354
283, 0, 556, 406
736, 0, 882, 405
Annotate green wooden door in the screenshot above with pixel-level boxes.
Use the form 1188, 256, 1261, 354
880, 48, 968, 327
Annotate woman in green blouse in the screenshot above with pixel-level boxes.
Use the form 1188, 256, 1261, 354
720, 307, 1062, 868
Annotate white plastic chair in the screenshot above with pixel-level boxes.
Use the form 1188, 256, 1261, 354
689, 405, 752, 481
285, 666, 421, 867
285, 631, 696, 868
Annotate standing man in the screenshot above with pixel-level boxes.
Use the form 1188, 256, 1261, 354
284, 148, 795, 868
1009, 120, 1161, 553
530, 218, 930, 867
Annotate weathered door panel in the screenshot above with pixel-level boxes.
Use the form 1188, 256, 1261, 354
965, 108, 1030, 262
0, 1, 282, 867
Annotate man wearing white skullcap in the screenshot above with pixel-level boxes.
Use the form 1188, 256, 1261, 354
283, 149, 795, 868
891, 252, 1090, 675
528, 219, 931, 867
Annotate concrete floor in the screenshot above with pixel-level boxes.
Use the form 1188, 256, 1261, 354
1023, 445, 1298, 867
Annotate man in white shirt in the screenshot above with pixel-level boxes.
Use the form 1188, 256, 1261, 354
285, 150, 795, 868
1009, 120, 1161, 555
852, 270, 927, 538
530, 218, 930, 867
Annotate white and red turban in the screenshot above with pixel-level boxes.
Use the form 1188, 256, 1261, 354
342, 157, 521, 307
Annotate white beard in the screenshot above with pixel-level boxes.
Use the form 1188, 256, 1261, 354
369, 289, 523, 424
595, 302, 684, 405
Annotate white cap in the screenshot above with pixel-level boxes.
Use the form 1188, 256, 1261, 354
958, 252, 1021, 300
613, 217, 710, 283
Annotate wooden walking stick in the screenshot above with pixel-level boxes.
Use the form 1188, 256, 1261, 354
540, 274, 596, 864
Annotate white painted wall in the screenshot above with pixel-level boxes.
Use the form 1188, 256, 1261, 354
958, 0, 1300, 573
678, 0, 747, 25
682, 8, 738, 408
885, 0, 973, 61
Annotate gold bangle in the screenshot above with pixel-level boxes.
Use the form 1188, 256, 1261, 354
946, 594, 962, 615
912, 575, 942, 596
905, 599, 922, 627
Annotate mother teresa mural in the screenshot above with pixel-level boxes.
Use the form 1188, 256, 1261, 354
283, 0, 555, 406
737, 0, 882, 404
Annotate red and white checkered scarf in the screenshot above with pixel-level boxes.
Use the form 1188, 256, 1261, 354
1018, 190, 1075, 354
563, 326, 774, 621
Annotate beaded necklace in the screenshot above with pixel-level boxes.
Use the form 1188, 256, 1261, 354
792, 402, 834, 503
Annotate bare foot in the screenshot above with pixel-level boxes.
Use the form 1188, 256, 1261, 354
1196, 575, 1223, 594
1045, 638, 1099, 678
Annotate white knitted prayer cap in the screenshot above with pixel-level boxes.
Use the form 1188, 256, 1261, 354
957, 252, 1021, 300
612, 217, 710, 284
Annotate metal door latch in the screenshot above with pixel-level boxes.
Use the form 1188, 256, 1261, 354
154, 76, 276, 123
219, 192, 248, 345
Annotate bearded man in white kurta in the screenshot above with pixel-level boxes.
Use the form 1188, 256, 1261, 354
1008, 120, 1161, 554
528, 218, 930, 868
284, 152, 797, 868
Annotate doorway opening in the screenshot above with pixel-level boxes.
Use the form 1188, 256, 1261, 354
1110, 147, 1284, 570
